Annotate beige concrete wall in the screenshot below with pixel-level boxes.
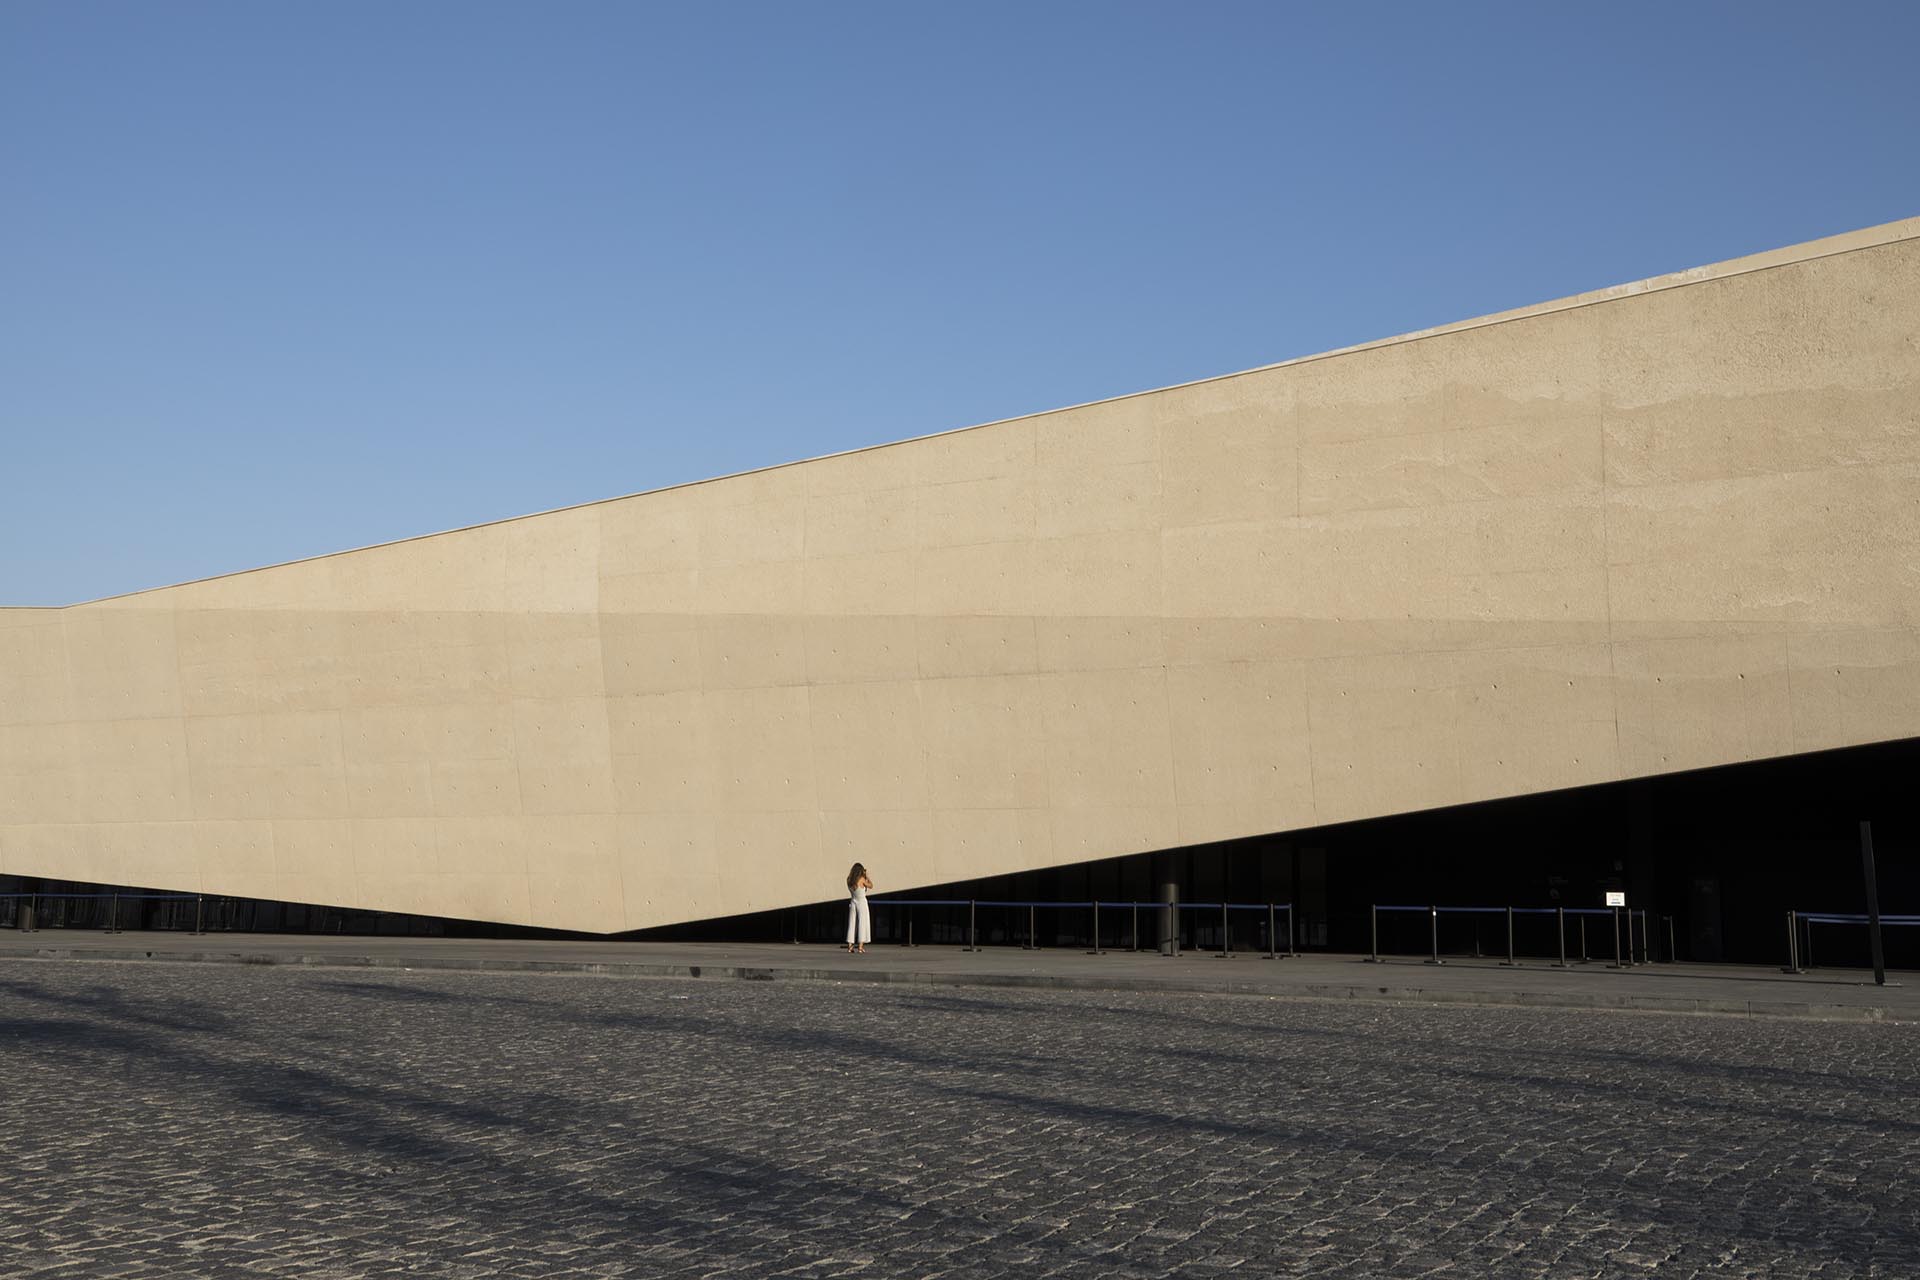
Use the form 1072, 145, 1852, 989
4, 218, 1918, 932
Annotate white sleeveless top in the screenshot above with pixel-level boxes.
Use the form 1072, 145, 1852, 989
850, 883, 868, 901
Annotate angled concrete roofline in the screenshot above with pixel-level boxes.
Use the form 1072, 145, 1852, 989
45, 212, 1920, 611
8, 209, 1918, 936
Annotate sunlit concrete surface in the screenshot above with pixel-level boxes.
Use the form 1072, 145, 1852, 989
3, 217, 1918, 931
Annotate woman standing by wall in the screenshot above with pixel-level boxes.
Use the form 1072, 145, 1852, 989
846, 863, 873, 954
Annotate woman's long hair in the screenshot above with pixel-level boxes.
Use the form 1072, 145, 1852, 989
847, 862, 867, 891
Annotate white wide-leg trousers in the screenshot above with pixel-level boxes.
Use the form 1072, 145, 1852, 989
846, 896, 871, 945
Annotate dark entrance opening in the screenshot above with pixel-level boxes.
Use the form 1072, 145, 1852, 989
671, 736, 1917, 968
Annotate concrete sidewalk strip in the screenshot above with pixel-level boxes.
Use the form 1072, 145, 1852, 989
1, 932, 1911, 1023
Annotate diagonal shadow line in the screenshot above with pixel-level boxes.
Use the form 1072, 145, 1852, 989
1412, 1059, 1920, 1137
580, 991, 1920, 1227
1029, 987, 1912, 1098
1141, 1036, 1916, 1118
919, 1079, 1920, 1262
594, 987, 1915, 1128
8, 968, 1916, 1269
276, 973, 1920, 1152
0, 988, 1096, 1268
0, 974, 236, 1036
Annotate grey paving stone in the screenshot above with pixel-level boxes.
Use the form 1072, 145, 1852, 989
0, 961, 1915, 1278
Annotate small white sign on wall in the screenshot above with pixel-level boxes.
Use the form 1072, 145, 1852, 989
1605, 891, 1627, 907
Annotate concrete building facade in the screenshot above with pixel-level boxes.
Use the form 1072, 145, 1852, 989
3, 218, 1918, 935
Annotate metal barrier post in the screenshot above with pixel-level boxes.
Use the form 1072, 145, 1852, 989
1666, 915, 1676, 964
1266, 904, 1277, 960
1130, 901, 1138, 952
1502, 906, 1516, 966
1026, 904, 1036, 951
194, 894, 204, 937
1089, 901, 1103, 956
906, 906, 914, 948
1861, 820, 1887, 987
1555, 906, 1567, 967
1579, 915, 1587, 962
1217, 901, 1231, 959
1426, 906, 1441, 965
1783, 910, 1799, 973
1609, 907, 1623, 969
1368, 904, 1378, 962
106, 892, 118, 935
1288, 905, 1296, 957
967, 899, 977, 952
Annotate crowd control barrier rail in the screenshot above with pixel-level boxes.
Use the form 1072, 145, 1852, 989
866, 898, 1297, 958
2, 892, 206, 935
1366, 904, 1656, 968
1783, 910, 1920, 973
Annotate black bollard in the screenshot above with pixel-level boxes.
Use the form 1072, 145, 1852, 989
1862, 821, 1887, 987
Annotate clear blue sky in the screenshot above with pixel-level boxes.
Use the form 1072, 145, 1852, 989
4, 1, 1916, 605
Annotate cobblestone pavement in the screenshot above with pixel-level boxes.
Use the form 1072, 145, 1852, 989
1, 961, 1915, 1279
